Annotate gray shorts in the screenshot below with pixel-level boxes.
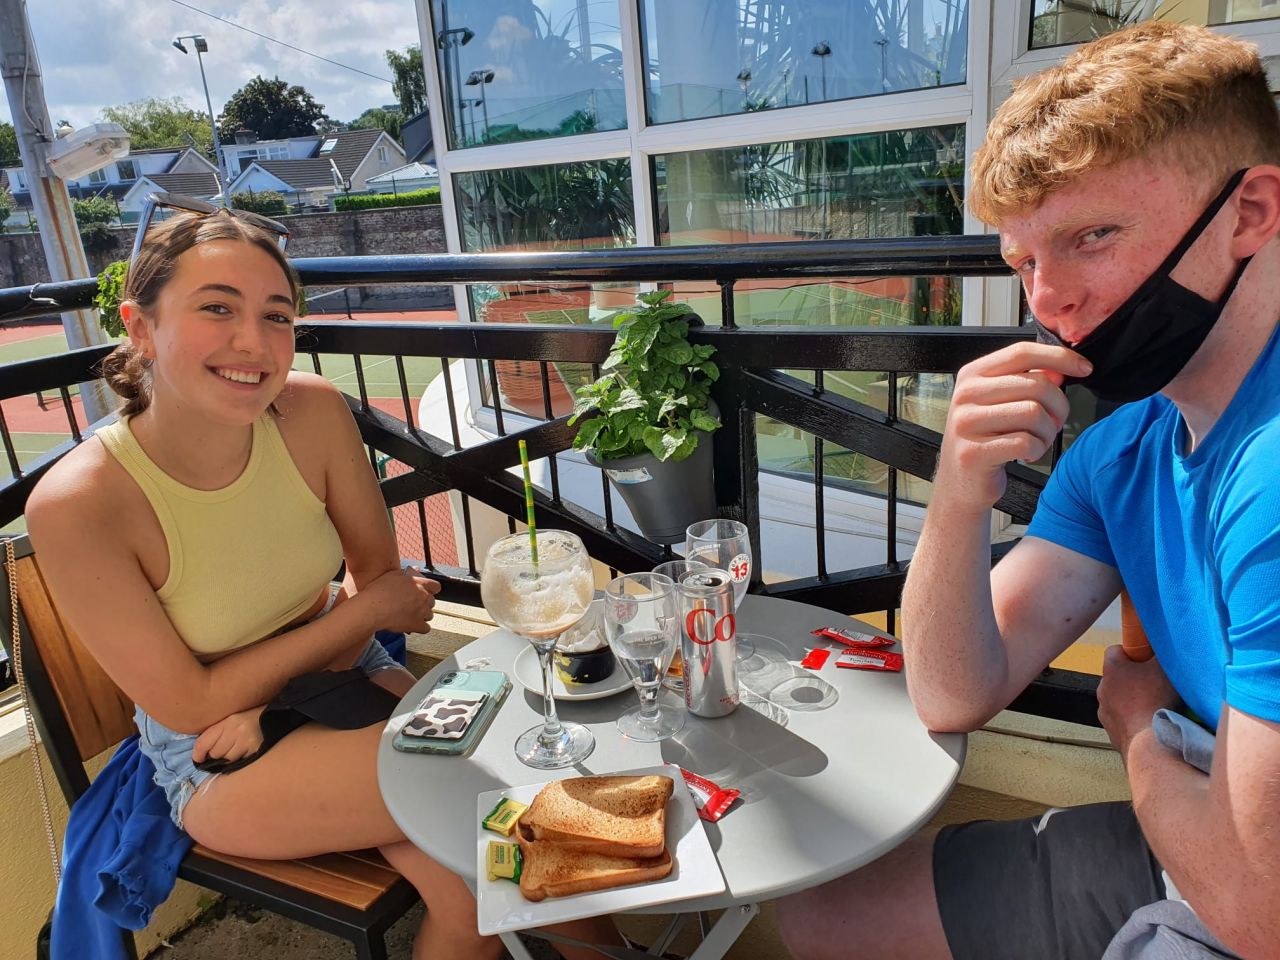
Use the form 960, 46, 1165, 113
933, 802, 1238, 960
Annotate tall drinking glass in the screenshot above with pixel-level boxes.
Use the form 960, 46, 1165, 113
603, 573, 685, 742
685, 519, 756, 660
481, 530, 595, 768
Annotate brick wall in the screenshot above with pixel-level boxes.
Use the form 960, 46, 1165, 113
0, 204, 451, 310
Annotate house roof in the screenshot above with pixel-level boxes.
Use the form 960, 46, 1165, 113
144, 170, 222, 198
366, 161, 438, 184
253, 160, 335, 189
318, 128, 392, 179
237, 129, 401, 192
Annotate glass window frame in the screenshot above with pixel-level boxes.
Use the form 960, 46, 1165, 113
637, 0, 973, 128
993, 0, 1280, 92
413, 0, 999, 539
116, 159, 138, 181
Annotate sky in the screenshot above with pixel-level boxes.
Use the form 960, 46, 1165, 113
2, 0, 422, 131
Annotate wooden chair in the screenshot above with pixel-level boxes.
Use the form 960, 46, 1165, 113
1, 535, 419, 960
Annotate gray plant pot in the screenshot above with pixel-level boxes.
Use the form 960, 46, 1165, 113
587, 427, 717, 545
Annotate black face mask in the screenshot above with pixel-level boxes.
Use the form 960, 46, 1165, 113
1034, 168, 1252, 404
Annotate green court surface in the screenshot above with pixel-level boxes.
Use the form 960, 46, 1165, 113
293, 352, 441, 402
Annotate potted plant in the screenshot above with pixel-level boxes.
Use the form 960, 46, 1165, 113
569, 291, 721, 543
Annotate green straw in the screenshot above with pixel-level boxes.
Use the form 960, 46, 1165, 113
518, 439, 539, 568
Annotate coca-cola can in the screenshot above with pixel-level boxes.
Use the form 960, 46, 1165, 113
678, 568, 739, 717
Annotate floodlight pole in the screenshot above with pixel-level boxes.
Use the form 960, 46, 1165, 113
0, 0, 114, 423
175, 34, 231, 207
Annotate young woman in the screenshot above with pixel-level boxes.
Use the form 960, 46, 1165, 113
26, 201, 621, 959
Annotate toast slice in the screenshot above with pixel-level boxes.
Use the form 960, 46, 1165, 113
521, 775, 674, 858
517, 838, 673, 901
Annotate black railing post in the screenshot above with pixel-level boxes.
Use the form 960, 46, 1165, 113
712, 366, 762, 590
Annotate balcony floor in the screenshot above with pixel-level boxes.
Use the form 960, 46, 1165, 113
147, 900, 790, 959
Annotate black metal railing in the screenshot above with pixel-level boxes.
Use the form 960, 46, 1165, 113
0, 235, 1103, 727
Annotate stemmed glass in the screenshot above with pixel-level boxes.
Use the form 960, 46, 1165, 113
685, 519, 757, 660
603, 573, 685, 742
480, 530, 596, 769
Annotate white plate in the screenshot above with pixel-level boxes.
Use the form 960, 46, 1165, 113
512, 644, 634, 701
475, 763, 726, 935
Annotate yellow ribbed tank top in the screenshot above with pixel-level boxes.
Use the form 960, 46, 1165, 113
98, 414, 344, 655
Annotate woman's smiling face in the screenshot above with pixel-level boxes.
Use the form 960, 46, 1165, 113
128, 238, 297, 425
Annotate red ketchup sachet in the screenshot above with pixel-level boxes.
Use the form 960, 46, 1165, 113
812, 625, 895, 648
834, 648, 903, 672
678, 768, 741, 822
800, 647, 831, 670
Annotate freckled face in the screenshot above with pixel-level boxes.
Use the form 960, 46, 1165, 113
140, 240, 296, 424
999, 155, 1241, 345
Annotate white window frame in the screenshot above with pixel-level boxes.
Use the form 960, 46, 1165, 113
86, 167, 107, 184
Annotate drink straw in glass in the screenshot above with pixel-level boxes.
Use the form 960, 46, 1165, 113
518, 439, 539, 568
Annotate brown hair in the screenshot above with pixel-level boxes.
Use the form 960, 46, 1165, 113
102, 211, 302, 417
970, 21, 1280, 225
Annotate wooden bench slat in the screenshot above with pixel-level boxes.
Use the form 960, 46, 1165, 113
191, 846, 400, 911
15, 555, 136, 759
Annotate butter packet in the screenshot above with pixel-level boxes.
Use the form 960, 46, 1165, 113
486, 840, 522, 882
481, 796, 528, 837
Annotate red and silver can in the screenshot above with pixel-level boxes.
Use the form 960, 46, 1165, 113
678, 568, 739, 717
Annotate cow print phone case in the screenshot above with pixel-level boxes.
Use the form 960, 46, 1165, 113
401, 691, 489, 740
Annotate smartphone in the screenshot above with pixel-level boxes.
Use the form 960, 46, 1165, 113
392, 669, 510, 757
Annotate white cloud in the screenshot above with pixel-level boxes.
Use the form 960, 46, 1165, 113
2, 0, 422, 131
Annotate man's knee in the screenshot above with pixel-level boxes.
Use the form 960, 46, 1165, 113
776, 830, 946, 960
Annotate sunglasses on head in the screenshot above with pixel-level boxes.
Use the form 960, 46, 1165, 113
128, 191, 290, 267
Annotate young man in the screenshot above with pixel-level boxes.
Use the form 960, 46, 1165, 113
776, 21, 1280, 960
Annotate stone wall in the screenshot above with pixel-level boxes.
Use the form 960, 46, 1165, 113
0, 204, 452, 311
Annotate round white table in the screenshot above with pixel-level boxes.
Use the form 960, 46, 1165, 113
379, 594, 963, 926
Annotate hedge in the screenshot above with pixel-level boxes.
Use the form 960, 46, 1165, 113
231, 190, 289, 217
333, 188, 441, 211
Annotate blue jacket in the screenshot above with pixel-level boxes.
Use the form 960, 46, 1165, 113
52, 736, 192, 960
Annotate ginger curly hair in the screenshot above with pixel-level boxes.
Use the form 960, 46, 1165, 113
970, 20, 1280, 225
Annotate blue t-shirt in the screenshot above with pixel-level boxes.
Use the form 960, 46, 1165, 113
1027, 323, 1280, 731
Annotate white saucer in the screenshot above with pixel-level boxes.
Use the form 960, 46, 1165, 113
512, 644, 633, 701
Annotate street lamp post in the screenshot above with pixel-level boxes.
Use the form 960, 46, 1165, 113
436, 26, 475, 145
173, 34, 230, 207
874, 37, 889, 93
465, 68, 495, 142
810, 41, 831, 101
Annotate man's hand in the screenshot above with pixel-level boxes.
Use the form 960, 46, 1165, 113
935, 343, 1091, 512
1097, 644, 1179, 759
192, 705, 267, 764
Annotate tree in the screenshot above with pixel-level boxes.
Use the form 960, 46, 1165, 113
217, 76, 328, 143
0, 120, 18, 166
385, 45, 426, 117
0, 186, 14, 232
99, 97, 213, 153
350, 106, 403, 141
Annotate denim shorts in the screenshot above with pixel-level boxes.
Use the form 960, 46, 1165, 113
135, 590, 401, 830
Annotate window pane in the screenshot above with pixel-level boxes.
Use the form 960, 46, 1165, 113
1029, 1, 1280, 50
654, 124, 964, 499
641, 0, 969, 124
430, 0, 626, 149
454, 158, 635, 416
